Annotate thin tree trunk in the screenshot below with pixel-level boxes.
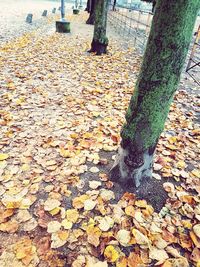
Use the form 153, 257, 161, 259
86, 0, 96, 24
111, 0, 199, 188
113, 0, 116, 11
89, 0, 109, 54
152, 0, 156, 13
85, 0, 91, 12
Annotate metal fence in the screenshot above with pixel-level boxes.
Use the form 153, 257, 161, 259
108, 5, 153, 53
186, 25, 200, 86
108, 6, 200, 85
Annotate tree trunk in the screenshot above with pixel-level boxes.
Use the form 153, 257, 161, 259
86, 0, 96, 24
111, 0, 199, 188
85, 0, 91, 12
89, 0, 109, 54
113, 0, 116, 11
152, 0, 156, 13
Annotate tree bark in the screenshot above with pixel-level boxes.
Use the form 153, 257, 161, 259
111, 0, 199, 187
152, 0, 156, 13
89, 0, 109, 54
85, 0, 91, 12
113, 0, 116, 11
86, 0, 96, 24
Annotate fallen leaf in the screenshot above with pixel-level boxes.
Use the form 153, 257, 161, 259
89, 180, 101, 189
86, 224, 102, 247
84, 199, 97, 211
0, 220, 18, 233
132, 229, 149, 246
61, 219, 73, 229
98, 216, 114, 231
0, 154, 9, 161
104, 245, 119, 263
90, 167, 99, 173
44, 198, 61, 211
47, 221, 61, 233
162, 258, 189, 267
149, 246, 169, 262
51, 230, 69, 248
193, 224, 200, 238
116, 229, 131, 246
66, 209, 79, 223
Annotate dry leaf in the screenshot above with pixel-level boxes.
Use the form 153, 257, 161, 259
132, 229, 149, 246
66, 209, 79, 223
44, 199, 61, 211
149, 246, 169, 262
104, 245, 119, 263
86, 224, 102, 247
98, 216, 114, 231
116, 229, 131, 246
84, 199, 97, 211
0, 154, 9, 161
47, 221, 61, 233
193, 224, 200, 238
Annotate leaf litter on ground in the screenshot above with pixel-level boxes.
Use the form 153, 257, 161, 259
0, 11, 199, 267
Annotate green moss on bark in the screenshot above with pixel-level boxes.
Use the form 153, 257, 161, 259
121, 0, 200, 153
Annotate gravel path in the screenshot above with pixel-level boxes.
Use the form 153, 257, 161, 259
0, 0, 73, 45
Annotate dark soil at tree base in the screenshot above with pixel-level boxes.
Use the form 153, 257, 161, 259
79, 150, 172, 212
89, 39, 108, 55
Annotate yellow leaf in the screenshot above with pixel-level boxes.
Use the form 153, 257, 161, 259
125, 206, 135, 217
176, 160, 186, 169
116, 257, 127, 267
72, 194, 89, 209
44, 198, 61, 211
132, 229, 149, 246
49, 207, 60, 216
61, 219, 73, 230
21, 164, 30, 171
58, 230, 69, 241
66, 209, 79, 223
0, 154, 9, 161
60, 148, 71, 158
0, 220, 19, 233
86, 224, 102, 247
191, 169, 200, 178
135, 200, 147, 208
104, 245, 119, 263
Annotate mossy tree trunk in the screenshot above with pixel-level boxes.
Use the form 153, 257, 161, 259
89, 0, 109, 55
86, 0, 96, 24
111, 0, 199, 188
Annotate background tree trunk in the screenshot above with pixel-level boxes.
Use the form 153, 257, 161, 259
89, 0, 109, 54
111, 0, 199, 188
152, 0, 156, 13
113, 0, 116, 11
86, 0, 96, 24
85, 0, 91, 12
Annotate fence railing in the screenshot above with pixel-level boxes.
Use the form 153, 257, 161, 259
108, 5, 153, 53
108, 6, 200, 85
186, 25, 200, 86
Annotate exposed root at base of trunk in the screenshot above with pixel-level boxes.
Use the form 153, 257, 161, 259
86, 13, 95, 25
88, 39, 108, 55
110, 146, 169, 211
110, 146, 154, 188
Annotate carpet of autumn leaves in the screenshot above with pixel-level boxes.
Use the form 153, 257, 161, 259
0, 12, 200, 267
